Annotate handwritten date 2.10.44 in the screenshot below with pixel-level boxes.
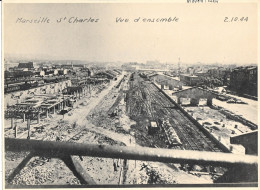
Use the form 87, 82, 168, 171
224, 17, 248, 22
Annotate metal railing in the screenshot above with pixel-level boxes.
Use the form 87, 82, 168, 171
5, 138, 258, 187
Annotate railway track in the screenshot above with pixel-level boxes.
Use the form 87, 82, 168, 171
127, 73, 223, 152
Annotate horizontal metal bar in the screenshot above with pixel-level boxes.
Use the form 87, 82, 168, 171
5, 138, 257, 167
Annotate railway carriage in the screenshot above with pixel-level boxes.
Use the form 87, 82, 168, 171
4, 83, 21, 93
161, 120, 182, 147
147, 121, 159, 135
4, 80, 39, 94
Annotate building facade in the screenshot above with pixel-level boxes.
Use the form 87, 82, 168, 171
180, 74, 200, 86
229, 66, 257, 97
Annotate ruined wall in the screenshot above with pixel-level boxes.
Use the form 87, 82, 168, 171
215, 106, 257, 130
4, 80, 72, 108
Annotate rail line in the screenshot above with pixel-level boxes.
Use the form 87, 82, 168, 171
148, 82, 213, 151
127, 73, 223, 152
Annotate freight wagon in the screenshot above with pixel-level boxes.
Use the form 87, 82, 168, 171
4, 81, 39, 94
147, 121, 159, 135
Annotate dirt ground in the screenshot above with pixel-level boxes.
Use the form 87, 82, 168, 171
157, 83, 255, 154
183, 106, 249, 154
213, 95, 257, 125
5, 73, 217, 186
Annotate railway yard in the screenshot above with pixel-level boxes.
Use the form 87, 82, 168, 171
126, 73, 224, 152
4, 71, 258, 186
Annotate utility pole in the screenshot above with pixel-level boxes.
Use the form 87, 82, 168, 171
178, 57, 181, 77
62, 87, 67, 119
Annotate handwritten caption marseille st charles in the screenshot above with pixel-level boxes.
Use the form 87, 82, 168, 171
15, 16, 179, 24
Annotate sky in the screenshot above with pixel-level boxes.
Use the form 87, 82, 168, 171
4, 3, 258, 64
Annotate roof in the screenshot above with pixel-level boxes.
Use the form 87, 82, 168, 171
247, 67, 257, 70
64, 86, 83, 93
106, 70, 118, 77
5, 71, 34, 78
195, 71, 208, 74
73, 64, 84, 68
172, 87, 217, 97
150, 121, 158, 128
180, 74, 199, 78
18, 62, 34, 68
113, 69, 121, 74
233, 66, 257, 71
148, 73, 158, 78
94, 71, 115, 78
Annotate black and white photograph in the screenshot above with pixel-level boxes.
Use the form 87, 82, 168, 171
2, 0, 258, 188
